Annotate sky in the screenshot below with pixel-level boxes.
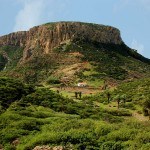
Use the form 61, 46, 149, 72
0, 0, 150, 58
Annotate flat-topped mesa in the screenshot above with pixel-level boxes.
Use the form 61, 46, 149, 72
0, 22, 123, 60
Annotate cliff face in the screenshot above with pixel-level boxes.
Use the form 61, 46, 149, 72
0, 22, 123, 61
0, 22, 150, 83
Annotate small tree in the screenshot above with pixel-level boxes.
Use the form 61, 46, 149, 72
143, 98, 150, 120
106, 91, 111, 104
75, 92, 78, 99
114, 94, 121, 109
79, 92, 82, 99
121, 94, 126, 107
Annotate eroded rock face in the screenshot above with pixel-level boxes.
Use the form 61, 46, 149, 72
0, 22, 123, 61
0, 31, 27, 46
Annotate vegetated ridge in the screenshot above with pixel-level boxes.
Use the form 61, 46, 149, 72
0, 21, 150, 85
0, 22, 150, 150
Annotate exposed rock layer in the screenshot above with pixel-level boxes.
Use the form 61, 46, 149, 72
0, 22, 123, 61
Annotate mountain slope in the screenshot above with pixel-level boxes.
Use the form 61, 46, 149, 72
0, 22, 150, 84
0, 77, 150, 150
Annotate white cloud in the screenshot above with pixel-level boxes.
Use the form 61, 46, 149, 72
13, 0, 68, 32
131, 39, 144, 54
13, 0, 46, 32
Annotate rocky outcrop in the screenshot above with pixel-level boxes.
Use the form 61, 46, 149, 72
0, 31, 27, 47
33, 145, 66, 150
0, 22, 123, 61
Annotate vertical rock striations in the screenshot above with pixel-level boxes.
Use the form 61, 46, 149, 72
0, 22, 123, 61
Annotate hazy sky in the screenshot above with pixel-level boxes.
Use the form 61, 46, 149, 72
0, 0, 150, 58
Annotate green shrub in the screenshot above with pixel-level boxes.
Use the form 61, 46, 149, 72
94, 123, 113, 137
143, 98, 150, 116
100, 141, 123, 150
0, 77, 34, 108
105, 109, 132, 116
106, 128, 138, 141
47, 76, 61, 84
124, 102, 135, 110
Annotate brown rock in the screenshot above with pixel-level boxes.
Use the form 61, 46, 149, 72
0, 22, 123, 62
0, 144, 3, 150
12, 138, 20, 146
52, 146, 63, 150
33, 145, 64, 150
33, 145, 51, 150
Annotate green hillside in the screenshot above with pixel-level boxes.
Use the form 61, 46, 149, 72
0, 40, 150, 85
0, 77, 150, 150
0, 22, 150, 150
0, 22, 150, 85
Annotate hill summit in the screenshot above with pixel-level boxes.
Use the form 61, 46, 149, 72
0, 22, 150, 84
0, 22, 123, 61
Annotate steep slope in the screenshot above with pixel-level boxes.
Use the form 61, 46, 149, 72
0, 22, 122, 58
0, 22, 150, 84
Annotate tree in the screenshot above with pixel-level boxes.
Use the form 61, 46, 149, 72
120, 94, 126, 107
114, 94, 121, 109
79, 92, 82, 99
143, 98, 150, 120
75, 92, 78, 99
106, 91, 111, 104
0, 77, 34, 108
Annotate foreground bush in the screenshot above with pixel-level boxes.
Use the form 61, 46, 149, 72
0, 77, 34, 108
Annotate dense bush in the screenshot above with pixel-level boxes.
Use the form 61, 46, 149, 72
143, 98, 150, 116
0, 77, 150, 149
47, 76, 61, 84
0, 105, 149, 150
0, 46, 23, 70
0, 53, 6, 70
0, 77, 34, 108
